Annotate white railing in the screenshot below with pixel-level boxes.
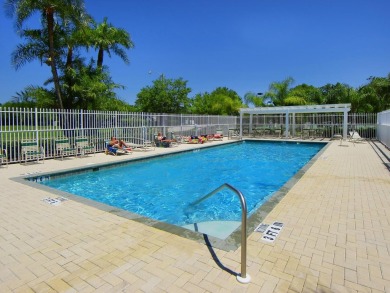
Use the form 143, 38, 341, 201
377, 110, 390, 149
0, 107, 238, 163
0, 107, 382, 163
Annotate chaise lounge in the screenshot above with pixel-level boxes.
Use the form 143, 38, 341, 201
75, 137, 95, 157
20, 139, 45, 164
349, 131, 366, 144
54, 137, 77, 160
0, 148, 8, 167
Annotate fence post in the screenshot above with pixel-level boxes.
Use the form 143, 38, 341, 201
80, 109, 84, 137
114, 111, 118, 138
35, 108, 39, 147
181, 114, 183, 134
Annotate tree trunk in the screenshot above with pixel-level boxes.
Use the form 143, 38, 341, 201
97, 47, 104, 68
66, 45, 73, 70
46, 8, 64, 109
64, 45, 74, 108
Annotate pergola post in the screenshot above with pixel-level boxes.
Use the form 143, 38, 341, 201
292, 113, 296, 136
239, 112, 243, 139
343, 109, 349, 139
249, 114, 253, 135
285, 111, 289, 138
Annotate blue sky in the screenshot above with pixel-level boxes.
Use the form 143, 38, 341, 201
1, 0, 389, 105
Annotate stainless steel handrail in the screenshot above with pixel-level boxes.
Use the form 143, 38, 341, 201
189, 183, 251, 283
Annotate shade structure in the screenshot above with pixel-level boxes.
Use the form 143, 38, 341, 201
239, 104, 351, 139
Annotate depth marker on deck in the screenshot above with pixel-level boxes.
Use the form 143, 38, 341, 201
42, 197, 68, 206
260, 221, 284, 243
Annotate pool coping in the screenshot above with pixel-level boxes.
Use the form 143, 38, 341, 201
11, 139, 330, 251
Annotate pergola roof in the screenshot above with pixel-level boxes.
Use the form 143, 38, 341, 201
240, 103, 351, 115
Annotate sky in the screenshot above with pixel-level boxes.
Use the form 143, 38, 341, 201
1, 0, 390, 105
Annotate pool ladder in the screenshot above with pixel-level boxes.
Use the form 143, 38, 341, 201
190, 183, 251, 284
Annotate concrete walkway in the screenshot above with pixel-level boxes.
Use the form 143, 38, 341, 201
0, 139, 389, 292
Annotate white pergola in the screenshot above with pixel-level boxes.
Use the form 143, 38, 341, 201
239, 104, 351, 139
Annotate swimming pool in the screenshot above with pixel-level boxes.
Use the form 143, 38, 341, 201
37, 141, 324, 233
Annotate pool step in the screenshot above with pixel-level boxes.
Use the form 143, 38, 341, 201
182, 221, 241, 240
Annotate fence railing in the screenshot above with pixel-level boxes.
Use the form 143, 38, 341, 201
0, 107, 383, 164
0, 108, 238, 163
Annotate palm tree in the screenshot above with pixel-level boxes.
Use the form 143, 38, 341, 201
265, 77, 294, 106
4, 0, 88, 109
85, 17, 134, 68
243, 92, 264, 107
11, 28, 57, 69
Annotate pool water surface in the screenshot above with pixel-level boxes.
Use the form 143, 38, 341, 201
39, 141, 324, 231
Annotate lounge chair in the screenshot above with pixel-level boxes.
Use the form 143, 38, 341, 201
228, 128, 240, 140
315, 128, 324, 138
252, 127, 264, 137
54, 137, 77, 160
301, 123, 313, 139
213, 130, 224, 140
273, 125, 282, 138
301, 128, 310, 139
0, 148, 8, 167
197, 134, 212, 143
20, 139, 44, 164
142, 140, 156, 151
154, 136, 171, 148
206, 134, 215, 142
127, 139, 155, 151
172, 134, 184, 144
105, 140, 131, 156
75, 137, 95, 157
349, 131, 366, 144
184, 136, 204, 144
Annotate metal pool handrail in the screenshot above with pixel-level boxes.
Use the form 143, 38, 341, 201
189, 183, 251, 284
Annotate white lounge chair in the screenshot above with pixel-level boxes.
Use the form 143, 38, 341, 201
228, 128, 240, 140
127, 139, 155, 151
349, 131, 366, 144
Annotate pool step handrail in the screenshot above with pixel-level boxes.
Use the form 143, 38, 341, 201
189, 183, 251, 284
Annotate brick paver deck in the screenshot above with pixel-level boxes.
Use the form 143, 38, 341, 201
0, 139, 389, 292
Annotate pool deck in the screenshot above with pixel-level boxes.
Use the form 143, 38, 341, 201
1, 138, 389, 292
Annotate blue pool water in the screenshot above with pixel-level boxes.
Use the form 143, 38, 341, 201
39, 141, 324, 226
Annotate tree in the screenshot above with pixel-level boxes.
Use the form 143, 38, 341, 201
135, 76, 191, 113
59, 8, 93, 105
190, 87, 243, 115
190, 92, 211, 114
264, 77, 294, 106
62, 61, 127, 110
3, 85, 56, 108
85, 17, 134, 68
289, 84, 323, 105
11, 28, 54, 69
283, 96, 307, 106
319, 83, 353, 105
243, 92, 264, 107
360, 75, 390, 112
5, 0, 88, 109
